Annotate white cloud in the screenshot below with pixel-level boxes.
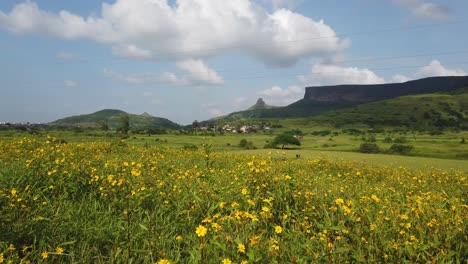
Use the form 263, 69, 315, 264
103, 59, 223, 86
298, 64, 385, 86
176, 59, 223, 85
394, 0, 452, 20
259, 85, 303, 105
64, 80, 78, 88
392, 74, 411, 83
416, 60, 466, 77
0, 0, 347, 66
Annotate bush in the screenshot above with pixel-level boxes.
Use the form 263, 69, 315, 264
359, 143, 380, 153
239, 139, 248, 148
389, 144, 414, 154
239, 139, 256, 149
383, 137, 393, 143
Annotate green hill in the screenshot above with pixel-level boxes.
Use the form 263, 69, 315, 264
50, 109, 180, 130
213, 76, 468, 122
307, 90, 468, 130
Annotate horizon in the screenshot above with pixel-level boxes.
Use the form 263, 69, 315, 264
1, 0, 468, 125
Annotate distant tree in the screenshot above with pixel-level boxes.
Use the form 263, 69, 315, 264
192, 120, 200, 129
359, 143, 380, 153
272, 133, 301, 149
119, 114, 130, 134
97, 120, 109, 131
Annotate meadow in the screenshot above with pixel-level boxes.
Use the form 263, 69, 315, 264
0, 135, 466, 263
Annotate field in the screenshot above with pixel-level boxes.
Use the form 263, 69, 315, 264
0, 135, 466, 263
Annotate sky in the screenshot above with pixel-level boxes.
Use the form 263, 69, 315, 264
0, 0, 467, 125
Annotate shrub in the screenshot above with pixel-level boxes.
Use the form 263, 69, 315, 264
389, 144, 414, 154
239, 139, 248, 148
359, 143, 380, 153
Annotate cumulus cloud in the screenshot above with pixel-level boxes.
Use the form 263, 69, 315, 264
64, 80, 78, 88
298, 64, 385, 86
416, 60, 466, 77
394, 0, 452, 20
391, 74, 411, 83
0, 0, 347, 66
176, 59, 224, 85
259, 85, 303, 105
103, 59, 223, 86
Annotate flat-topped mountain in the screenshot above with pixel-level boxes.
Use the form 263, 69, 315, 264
50, 109, 180, 130
304, 76, 468, 104
213, 75, 468, 122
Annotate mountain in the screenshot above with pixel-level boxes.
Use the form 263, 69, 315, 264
303, 75, 468, 104
248, 98, 278, 110
213, 76, 468, 122
50, 109, 180, 130
307, 90, 468, 129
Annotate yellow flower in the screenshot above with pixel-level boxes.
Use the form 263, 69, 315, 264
8, 244, 15, 251
262, 206, 270, 212
196, 225, 208, 237
55, 247, 64, 254
335, 198, 344, 206
157, 259, 172, 264
238, 243, 246, 253
371, 194, 381, 203
176, 235, 183, 241
0, 253, 4, 263
221, 258, 232, 264
250, 235, 260, 246
41, 251, 49, 259
241, 261, 248, 264
275, 225, 283, 234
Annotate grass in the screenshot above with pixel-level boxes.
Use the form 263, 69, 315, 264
0, 136, 466, 263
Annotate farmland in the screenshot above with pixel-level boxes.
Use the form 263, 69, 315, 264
0, 136, 466, 263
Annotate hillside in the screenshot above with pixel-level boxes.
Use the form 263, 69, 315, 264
50, 109, 181, 130
307, 90, 468, 129
213, 76, 468, 122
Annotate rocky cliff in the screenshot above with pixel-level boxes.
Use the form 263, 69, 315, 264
303, 76, 468, 104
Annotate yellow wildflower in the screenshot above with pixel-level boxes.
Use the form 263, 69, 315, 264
41, 251, 49, 259
238, 243, 246, 253
55, 247, 64, 254
196, 225, 208, 237
221, 258, 232, 264
157, 259, 172, 264
275, 225, 283, 234
335, 198, 344, 206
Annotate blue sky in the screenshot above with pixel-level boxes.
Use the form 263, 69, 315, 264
1, 0, 467, 125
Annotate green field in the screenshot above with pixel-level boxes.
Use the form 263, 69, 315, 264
0, 136, 466, 263
1, 129, 467, 168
